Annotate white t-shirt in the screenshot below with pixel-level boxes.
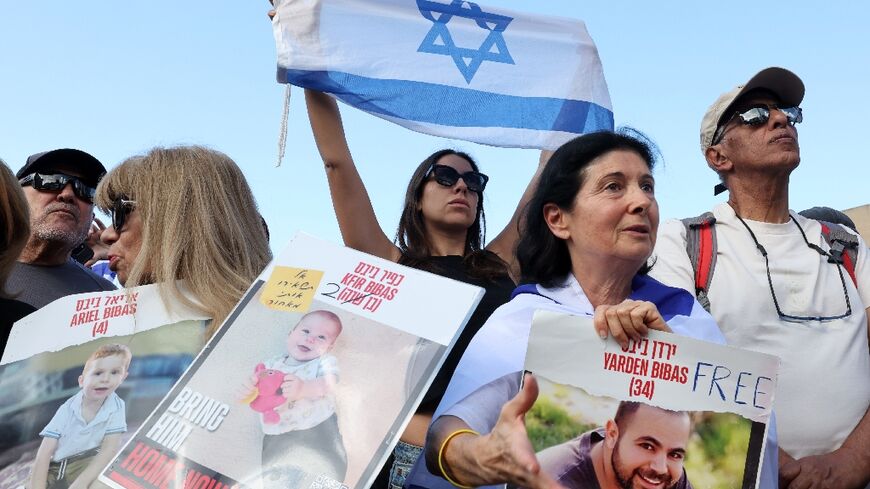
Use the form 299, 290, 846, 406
651, 202, 870, 458
39, 390, 127, 462
259, 353, 339, 435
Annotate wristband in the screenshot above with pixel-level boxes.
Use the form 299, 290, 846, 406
437, 428, 480, 489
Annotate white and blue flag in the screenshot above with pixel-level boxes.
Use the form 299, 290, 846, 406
272, 0, 613, 149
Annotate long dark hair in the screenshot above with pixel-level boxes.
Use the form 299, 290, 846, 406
517, 130, 658, 288
396, 149, 509, 281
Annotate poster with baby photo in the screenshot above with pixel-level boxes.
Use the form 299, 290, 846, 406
0, 284, 211, 489
523, 311, 780, 489
99, 232, 484, 489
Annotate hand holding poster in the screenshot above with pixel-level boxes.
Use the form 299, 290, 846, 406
0, 284, 210, 489
99, 233, 484, 489
525, 311, 779, 489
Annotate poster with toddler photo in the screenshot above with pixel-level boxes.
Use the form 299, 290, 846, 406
523, 311, 780, 489
99, 233, 484, 489
0, 284, 210, 489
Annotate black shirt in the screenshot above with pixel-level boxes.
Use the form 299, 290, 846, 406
415, 255, 515, 413
0, 297, 37, 355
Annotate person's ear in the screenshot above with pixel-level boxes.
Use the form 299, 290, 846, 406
604, 419, 619, 449
543, 203, 571, 240
78, 374, 84, 387
705, 145, 733, 175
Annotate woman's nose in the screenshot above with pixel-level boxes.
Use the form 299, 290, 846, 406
101, 225, 119, 244
453, 177, 469, 193
628, 187, 653, 214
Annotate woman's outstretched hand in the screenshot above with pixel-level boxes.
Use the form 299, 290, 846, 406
593, 299, 671, 349
433, 374, 566, 489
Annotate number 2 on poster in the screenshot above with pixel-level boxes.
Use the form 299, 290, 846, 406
320, 261, 406, 313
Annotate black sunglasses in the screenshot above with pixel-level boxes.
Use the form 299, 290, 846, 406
19, 172, 96, 202
428, 164, 489, 193
712, 104, 803, 145
111, 198, 138, 231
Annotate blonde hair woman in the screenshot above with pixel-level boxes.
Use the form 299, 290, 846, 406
1, 159, 35, 347
96, 146, 272, 337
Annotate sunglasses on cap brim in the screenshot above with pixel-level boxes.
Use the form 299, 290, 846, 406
428, 164, 489, 193
19, 172, 96, 202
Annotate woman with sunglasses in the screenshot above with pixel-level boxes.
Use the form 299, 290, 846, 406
96, 146, 272, 339
305, 89, 548, 488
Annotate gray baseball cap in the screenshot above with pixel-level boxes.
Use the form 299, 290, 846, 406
699, 67, 805, 153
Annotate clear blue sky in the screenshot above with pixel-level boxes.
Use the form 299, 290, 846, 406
2, 1, 867, 252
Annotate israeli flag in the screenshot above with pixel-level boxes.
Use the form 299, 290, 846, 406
273, 0, 614, 150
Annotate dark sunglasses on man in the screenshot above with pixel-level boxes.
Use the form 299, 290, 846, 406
427, 164, 489, 194
110, 198, 138, 231
19, 172, 97, 202
712, 104, 803, 145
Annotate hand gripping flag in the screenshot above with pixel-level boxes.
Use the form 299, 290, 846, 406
272, 0, 614, 150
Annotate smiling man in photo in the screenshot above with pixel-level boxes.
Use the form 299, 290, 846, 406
538, 401, 692, 489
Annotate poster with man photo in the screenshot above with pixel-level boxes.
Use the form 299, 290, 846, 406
0, 284, 210, 489
524, 311, 779, 489
99, 233, 484, 489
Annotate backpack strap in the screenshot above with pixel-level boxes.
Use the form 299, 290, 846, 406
817, 220, 859, 287
680, 212, 717, 312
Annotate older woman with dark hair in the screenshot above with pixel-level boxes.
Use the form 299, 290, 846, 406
409, 130, 729, 489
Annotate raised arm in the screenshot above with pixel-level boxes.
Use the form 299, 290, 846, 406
486, 150, 552, 281
304, 89, 400, 262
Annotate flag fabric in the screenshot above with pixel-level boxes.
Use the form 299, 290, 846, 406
272, 0, 613, 150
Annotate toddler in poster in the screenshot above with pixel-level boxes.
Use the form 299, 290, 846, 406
245, 310, 348, 489
28, 343, 132, 489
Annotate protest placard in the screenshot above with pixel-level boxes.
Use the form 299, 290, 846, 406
0, 284, 210, 489
524, 310, 779, 489
98, 233, 484, 489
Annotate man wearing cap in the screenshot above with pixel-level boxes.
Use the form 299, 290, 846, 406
651, 67, 870, 488
7, 149, 116, 309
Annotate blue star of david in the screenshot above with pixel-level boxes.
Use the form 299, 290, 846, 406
416, 0, 515, 83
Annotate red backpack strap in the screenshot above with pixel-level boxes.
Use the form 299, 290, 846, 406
818, 221, 859, 287
680, 212, 717, 312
